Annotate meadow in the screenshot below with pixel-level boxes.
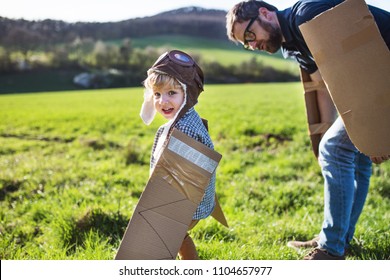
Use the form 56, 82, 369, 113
0, 83, 389, 260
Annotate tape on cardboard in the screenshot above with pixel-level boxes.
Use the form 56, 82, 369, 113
312, 24, 378, 66
309, 122, 333, 136
303, 80, 327, 92
167, 136, 219, 174
341, 23, 377, 53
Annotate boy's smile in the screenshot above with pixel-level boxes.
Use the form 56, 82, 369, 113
162, 108, 174, 114
153, 84, 185, 120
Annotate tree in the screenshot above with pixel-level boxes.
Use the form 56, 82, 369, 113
0, 46, 14, 72
3, 27, 43, 57
92, 41, 120, 69
118, 38, 132, 68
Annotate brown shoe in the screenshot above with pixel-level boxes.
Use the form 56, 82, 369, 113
287, 236, 319, 250
304, 248, 345, 260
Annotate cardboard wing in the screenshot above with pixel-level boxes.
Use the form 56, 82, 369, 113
115, 129, 223, 260
299, 0, 390, 157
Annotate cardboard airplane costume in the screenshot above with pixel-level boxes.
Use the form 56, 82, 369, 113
115, 50, 227, 260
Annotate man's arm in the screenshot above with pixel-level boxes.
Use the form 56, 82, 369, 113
309, 70, 338, 138
371, 155, 390, 164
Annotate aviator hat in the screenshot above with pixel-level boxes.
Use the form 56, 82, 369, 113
140, 50, 205, 125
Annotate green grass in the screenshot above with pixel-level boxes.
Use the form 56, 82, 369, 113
0, 84, 389, 260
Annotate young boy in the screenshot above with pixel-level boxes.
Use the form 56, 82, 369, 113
140, 50, 216, 260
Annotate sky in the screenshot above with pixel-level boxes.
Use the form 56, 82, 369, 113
2, 0, 389, 22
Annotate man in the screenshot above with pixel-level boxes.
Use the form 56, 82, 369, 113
226, 0, 390, 260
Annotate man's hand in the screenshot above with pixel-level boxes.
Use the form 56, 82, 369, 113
370, 155, 390, 164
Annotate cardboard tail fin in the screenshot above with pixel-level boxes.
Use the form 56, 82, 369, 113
212, 195, 228, 228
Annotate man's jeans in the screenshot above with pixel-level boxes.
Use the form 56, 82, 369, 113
318, 117, 372, 256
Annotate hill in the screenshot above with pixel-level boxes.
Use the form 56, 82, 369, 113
0, 6, 227, 46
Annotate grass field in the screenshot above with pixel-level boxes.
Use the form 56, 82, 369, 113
0, 83, 389, 260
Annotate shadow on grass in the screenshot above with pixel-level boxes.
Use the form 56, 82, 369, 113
62, 208, 129, 254
0, 179, 23, 201
348, 243, 390, 260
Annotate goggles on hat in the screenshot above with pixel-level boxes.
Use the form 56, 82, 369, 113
154, 50, 196, 67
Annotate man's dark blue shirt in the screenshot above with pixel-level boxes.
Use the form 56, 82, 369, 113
276, 0, 390, 74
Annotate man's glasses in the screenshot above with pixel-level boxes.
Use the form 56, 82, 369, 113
243, 16, 258, 50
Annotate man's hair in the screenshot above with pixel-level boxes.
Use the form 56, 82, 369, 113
226, 0, 278, 42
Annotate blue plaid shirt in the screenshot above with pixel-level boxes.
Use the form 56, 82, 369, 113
151, 108, 216, 220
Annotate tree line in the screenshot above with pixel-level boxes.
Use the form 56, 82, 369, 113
0, 7, 298, 89
0, 36, 297, 88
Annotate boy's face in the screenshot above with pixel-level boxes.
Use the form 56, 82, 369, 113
153, 84, 185, 120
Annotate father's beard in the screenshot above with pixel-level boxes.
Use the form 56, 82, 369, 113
258, 18, 283, 54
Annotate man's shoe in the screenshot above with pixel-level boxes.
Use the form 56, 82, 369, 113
287, 236, 319, 250
304, 248, 345, 260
